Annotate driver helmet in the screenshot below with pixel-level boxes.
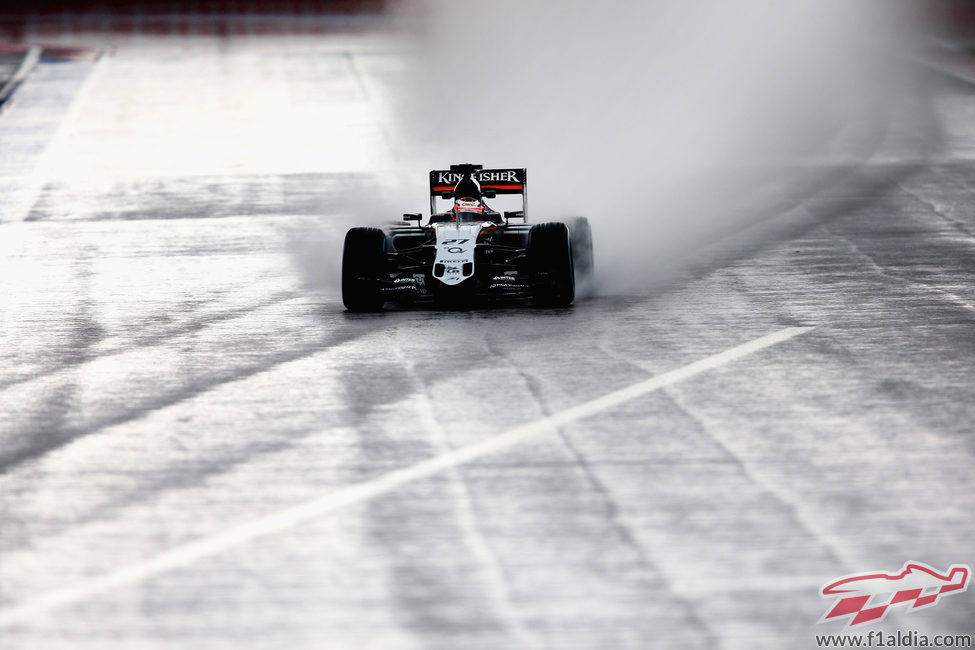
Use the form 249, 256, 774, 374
453, 197, 484, 214
452, 174, 481, 201
450, 174, 485, 220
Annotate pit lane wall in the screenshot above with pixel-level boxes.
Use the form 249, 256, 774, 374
6, 1, 973, 45
0, 0, 390, 40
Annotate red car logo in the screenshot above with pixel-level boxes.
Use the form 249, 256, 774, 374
819, 561, 970, 626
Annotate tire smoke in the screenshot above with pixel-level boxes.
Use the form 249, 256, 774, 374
390, 0, 916, 293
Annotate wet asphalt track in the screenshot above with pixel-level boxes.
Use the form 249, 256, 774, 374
1, 33, 975, 650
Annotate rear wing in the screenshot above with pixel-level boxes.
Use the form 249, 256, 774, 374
428, 166, 527, 216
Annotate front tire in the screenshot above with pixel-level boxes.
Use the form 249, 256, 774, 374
528, 222, 575, 307
342, 227, 387, 312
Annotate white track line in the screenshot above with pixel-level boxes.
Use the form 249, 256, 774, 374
7, 53, 108, 223
0, 326, 813, 627
0, 46, 41, 110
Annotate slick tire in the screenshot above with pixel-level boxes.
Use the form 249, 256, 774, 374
342, 227, 387, 312
528, 222, 575, 307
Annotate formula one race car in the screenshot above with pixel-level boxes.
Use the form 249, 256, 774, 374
342, 164, 593, 311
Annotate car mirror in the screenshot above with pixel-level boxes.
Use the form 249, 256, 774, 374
481, 189, 496, 199
403, 213, 422, 222
504, 211, 525, 221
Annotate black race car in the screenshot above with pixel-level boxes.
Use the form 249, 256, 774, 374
342, 164, 593, 311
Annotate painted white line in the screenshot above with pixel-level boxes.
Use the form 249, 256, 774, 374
6, 53, 108, 223
0, 326, 813, 627
0, 46, 41, 110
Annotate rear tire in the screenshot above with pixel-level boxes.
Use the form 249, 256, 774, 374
563, 217, 594, 282
528, 222, 575, 307
342, 227, 387, 312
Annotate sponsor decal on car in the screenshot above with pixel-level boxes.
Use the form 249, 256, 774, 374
432, 224, 479, 286
436, 170, 522, 185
